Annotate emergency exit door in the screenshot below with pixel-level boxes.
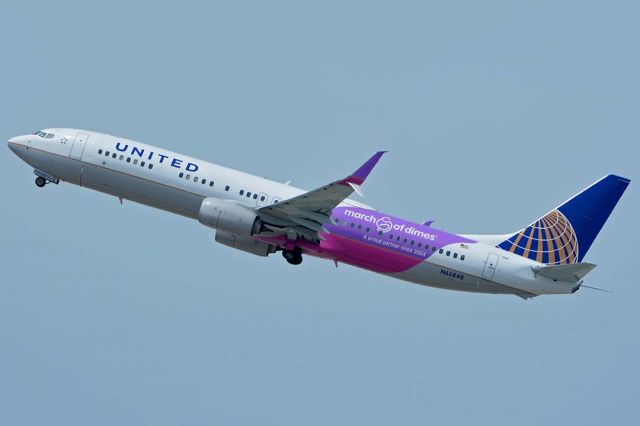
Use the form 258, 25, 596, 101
256, 193, 268, 207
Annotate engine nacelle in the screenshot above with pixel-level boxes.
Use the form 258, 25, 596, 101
198, 197, 261, 236
215, 231, 277, 257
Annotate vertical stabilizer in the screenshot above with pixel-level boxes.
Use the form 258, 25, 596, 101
497, 174, 630, 264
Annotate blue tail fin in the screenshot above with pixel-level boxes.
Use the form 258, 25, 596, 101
497, 174, 630, 264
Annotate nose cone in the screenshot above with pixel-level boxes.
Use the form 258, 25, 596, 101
8, 136, 20, 153
8, 135, 28, 156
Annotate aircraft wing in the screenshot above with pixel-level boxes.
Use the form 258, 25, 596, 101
256, 151, 386, 241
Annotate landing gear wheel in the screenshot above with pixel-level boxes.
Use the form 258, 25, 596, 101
35, 176, 46, 188
282, 247, 303, 265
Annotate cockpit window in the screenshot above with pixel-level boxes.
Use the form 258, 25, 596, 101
32, 130, 55, 139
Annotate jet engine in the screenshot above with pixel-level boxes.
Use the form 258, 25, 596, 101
198, 197, 261, 236
215, 230, 277, 257
199, 198, 277, 256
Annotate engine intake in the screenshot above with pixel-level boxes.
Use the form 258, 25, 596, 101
199, 197, 261, 236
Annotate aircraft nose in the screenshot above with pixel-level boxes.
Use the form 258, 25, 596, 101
7, 135, 26, 154
8, 136, 19, 152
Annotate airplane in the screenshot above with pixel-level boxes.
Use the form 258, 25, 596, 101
8, 128, 630, 299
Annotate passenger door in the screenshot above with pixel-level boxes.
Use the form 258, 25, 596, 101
482, 253, 499, 281
70, 132, 89, 160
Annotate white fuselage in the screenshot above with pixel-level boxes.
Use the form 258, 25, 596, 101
8, 128, 578, 298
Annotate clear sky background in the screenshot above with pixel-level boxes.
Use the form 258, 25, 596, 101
1, 1, 638, 424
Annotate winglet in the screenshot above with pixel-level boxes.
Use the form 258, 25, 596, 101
343, 151, 387, 185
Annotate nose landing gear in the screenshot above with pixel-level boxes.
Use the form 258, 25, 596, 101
33, 170, 60, 188
282, 247, 303, 265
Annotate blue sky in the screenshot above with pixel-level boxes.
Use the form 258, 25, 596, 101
1, 1, 638, 424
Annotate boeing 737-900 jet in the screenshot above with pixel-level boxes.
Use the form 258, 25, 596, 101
8, 129, 630, 298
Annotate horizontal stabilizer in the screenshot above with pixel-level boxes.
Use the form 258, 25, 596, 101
532, 262, 596, 283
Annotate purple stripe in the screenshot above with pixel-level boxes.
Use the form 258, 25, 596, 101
256, 207, 477, 273
324, 207, 475, 264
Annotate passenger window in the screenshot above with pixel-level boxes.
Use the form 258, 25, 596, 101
194, 176, 198, 182
260, 195, 265, 201
357, 224, 362, 230
410, 240, 414, 245
350, 222, 355, 228
98, 149, 103, 154
112, 153, 117, 158
365, 227, 370, 233
119, 155, 124, 160
134, 159, 138, 165
141, 161, 145, 167
148, 164, 153, 169
186, 174, 190, 179
378, 231, 383, 236
396, 236, 400, 241
453, 253, 458, 259
438, 248, 443, 254
418, 243, 422, 248
201, 179, 206, 185
105, 151, 110, 156
225, 185, 230, 191
253, 194, 258, 199
126, 157, 131, 163
209, 181, 214, 187
403, 238, 407, 243
179, 172, 184, 178
389, 234, 394, 239
446, 251, 451, 256
240, 190, 244, 195
460, 255, 466, 261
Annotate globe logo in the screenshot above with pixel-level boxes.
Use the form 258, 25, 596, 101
376, 217, 393, 233
500, 209, 579, 264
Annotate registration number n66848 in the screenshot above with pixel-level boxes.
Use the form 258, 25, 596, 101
440, 269, 464, 280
